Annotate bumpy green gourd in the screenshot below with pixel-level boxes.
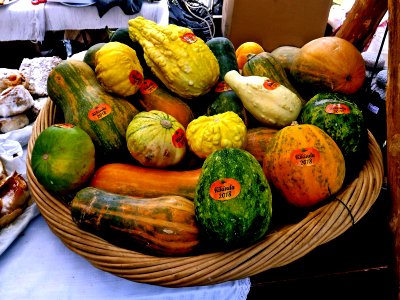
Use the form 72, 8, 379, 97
128, 16, 219, 99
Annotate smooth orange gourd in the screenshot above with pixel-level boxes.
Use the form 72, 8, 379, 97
290, 36, 366, 94
263, 122, 346, 207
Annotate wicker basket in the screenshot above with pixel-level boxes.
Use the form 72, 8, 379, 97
26, 99, 384, 287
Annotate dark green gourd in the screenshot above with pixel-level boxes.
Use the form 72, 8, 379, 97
194, 148, 273, 249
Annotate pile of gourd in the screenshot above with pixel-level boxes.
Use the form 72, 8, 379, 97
30, 16, 369, 257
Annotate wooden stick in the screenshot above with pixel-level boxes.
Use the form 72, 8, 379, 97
387, 0, 400, 299
335, 0, 388, 51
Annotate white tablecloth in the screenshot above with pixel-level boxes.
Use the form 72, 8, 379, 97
0, 0, 169, 42
0, 215, 251, 299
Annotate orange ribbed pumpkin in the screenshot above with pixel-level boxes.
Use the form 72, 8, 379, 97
262, 122, 346, 207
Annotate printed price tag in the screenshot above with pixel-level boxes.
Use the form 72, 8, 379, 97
214, 81, 232, 93
140, 79, 158, 94
290, 147, 320, 167
180, 33, 197, 44
172, 128, 186, 148
88, 103, 112, 121
325, 103, 351, 114
209, 178, 241, 201
129, 70, 144, 87
263, 78, 280, 90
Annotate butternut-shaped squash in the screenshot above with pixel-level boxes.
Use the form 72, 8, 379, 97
47, 60, 139, 161
71, 187, 200, 256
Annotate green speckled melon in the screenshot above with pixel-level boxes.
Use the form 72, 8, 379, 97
194, 148, 272, 249
31, 124, 96, 194
299, 92, 368, 180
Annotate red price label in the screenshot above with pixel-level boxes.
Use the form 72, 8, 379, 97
179, 33, 197, 44
325, 103, 351, 114
290, 147, 320, 167
214, 81, 232, 93
88, 103, 112, 121
129, 70, 144, 87
263, 79, 280, 90
172, 128, 186, 148
209, 178, 241, 201
140, 79, 158, 95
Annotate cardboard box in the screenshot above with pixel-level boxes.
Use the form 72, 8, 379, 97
222, 0, 333, 52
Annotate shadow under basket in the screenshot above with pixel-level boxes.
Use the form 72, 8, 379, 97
26, 99, 384, 287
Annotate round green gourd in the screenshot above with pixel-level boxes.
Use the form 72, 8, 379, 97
31, 124, 96, 194
194, 148, 272, 249
299, 92, 368, 180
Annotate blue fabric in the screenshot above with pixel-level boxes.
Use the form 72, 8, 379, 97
95, 0, 144, 18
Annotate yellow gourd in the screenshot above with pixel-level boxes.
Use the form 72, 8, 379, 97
186, 111, 247, 159
95, 41, 144, 97
128, 16, 219, 99
224, 70, 303, 128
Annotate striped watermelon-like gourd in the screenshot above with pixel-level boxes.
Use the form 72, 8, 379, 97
299, 92, 368, 178
263, 122, 346, 208
195, 148, 272, 249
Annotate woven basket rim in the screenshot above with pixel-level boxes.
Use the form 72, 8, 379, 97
26, 99, 384, 287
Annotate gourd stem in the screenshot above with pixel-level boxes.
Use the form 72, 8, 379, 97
160, 119, 172, 129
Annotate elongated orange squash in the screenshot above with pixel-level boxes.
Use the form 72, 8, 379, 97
245, 127, 278, 163
90, 163, 201, 199
71, 187, 200, 256
138, 78, 194, 128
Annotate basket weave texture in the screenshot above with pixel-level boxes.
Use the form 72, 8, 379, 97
26, 99, 384, 287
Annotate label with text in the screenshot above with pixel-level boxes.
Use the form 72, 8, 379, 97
88, 103, 112, 121
172, 128, 186, 148
140, 79, 158, 94
214, 81, 232, 93
325, 103, 351, 114
263, 78, 280, 90
129, 70, 144, 87
180, 33, 197, 44
209, 178, 241, 201
290, 147, 320, 166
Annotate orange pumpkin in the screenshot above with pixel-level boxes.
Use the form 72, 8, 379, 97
290, 37, 366, 95
262, 122, 346, 207
235, 41, 264, 69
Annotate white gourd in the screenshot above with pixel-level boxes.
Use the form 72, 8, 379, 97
224, 70, 303, 128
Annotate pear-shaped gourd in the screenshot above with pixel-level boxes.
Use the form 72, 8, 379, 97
224, 70, 303, 128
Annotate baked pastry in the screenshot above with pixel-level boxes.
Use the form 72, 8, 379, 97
0, 68, 27, 93
0, 170, 31, 229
